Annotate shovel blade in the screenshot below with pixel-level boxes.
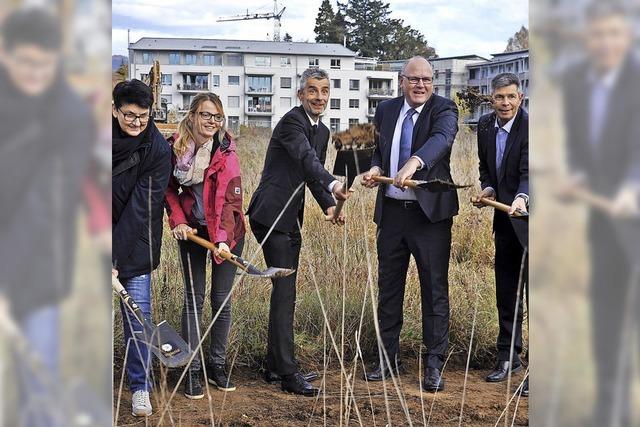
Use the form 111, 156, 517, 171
143, 319, 193, 368
510, 217, 529, 249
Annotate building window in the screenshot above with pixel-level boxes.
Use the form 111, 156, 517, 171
212, 75, 220, 87
226, 54, 243, 66
469, 69, 477, 79
445, 86, 451, 98
140, 73, 149, 81
309, 58, 319, 67
247, 96, 272, 113
524, 57, 529, 70
434, 87, 440, 95
515, 62, 520, 73
161, 74, 172, 86
330, 99, 341, 110
280, 77, 292, 88
142, 52, 153, 64
349, 79, 360, 90
330, 118, 340, 132
228, 96, 240, 108
203, 54, 222, 66
228, 116, 240, 132
434, 70, 439, 79
247, 76, 272, 93
349, 118, 359, 127
349, 99, 359, 108
161, 95, 172, 105
185, 54, 197, 65
181, 74, 208, 90
255, 56, 271, 67
169, 52, 180, 65
280, 57, 291, 67
332, 79, 341, 89
228, 75, 240, 86
280, 97, 291, 108
331, 59, 341, 69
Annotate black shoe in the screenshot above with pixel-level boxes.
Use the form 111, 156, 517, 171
264, 370, 318, 384
208, 364, 236, 392
184, 370, 204, 399
281, 372, 321, 396
520, 377, 529, 397
422, 367, 445, 392
363, 361, 402, 382
485, 359, 523, 382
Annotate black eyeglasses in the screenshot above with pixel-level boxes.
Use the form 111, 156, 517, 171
198, 112, 225, 122
118, 108, 150, 123
402, 75, 433, 85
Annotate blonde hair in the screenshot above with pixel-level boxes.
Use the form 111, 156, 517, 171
174, 92, 228, 157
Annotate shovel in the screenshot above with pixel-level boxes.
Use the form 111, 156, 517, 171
373, 176, 472, 191
474, 197, 528, 248
186, 233, 296, 278
112, 275, 192, 368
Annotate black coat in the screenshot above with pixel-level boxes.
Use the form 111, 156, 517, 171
370, 95, 459, 225
112, 121, 171, 279
247, 106, 336, 232
477, 108, 529, 233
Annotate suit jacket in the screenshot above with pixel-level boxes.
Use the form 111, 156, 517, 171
370, 94, 459, 225
563, 54, 640, 195
477, 108, 529, 233
247, 106, 336, 232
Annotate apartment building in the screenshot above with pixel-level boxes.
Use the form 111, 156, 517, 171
128, 37, 398, 132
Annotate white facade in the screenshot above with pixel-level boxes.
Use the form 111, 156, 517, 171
129, 38, 398, 132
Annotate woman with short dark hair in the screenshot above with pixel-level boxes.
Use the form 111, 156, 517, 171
112, 79, 171, 417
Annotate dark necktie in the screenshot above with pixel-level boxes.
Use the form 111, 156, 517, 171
398, 109, 416, 168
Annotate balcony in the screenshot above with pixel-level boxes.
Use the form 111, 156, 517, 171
245, 85, 274, 95
245, 105, 274, 115
177, 83, 209, 92
367, 107, 376, 117
367, 88, 395, 98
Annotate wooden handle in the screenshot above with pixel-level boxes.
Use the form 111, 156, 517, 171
325, 199, 346, 221
572, 188, 616, 216
185, 233, 245, 271
112, 274, 125, 293
371, 176, 421, 189
474, 197, 527, 217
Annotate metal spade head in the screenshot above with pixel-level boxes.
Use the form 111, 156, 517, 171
333, 147, 375, 188
412, 178, 473, 192
143, 319, 193, 368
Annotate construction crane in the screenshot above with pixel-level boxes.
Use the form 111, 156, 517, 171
142, 60, 167, 122
217, 0, 286, 42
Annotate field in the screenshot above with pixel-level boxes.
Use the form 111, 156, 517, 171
113, 124, 529, 426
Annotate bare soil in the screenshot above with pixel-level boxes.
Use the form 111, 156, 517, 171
114, 362, 528, 426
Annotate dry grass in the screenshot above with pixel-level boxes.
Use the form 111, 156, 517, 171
114, 123, 527, 371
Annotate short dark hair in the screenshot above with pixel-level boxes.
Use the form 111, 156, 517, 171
491, 73, 521, 92
112, 79, 154, 109
585, 1, 628, 21
1, 8, 62, 51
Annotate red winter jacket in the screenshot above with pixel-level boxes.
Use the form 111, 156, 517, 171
165, 132, 246, 263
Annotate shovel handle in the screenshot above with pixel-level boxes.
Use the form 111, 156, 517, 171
371, 175, 423, 189
324, 188, 355, 221
475, 197, 527, 217
572, 188, 617, 216
185, 233, 246, 271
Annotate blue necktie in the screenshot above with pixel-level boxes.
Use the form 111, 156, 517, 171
398, 108, 416, 169
496, 127, 508, 175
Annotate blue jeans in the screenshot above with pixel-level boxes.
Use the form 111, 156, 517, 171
120, 273, 153, 392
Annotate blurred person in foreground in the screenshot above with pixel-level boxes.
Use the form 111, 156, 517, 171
165, 93, 246, 399
0, 8, 95, 426
246, 68, 349, 396
560, 2, 640, 425
112, 79, 171, 417
361, 56, 459, 392
471, 73, 529, 395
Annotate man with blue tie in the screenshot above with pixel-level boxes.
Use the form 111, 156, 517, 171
472, 73, 529, 393
362, 56, 459, 392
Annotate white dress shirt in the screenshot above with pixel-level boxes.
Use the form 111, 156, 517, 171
385, 100, 425, 200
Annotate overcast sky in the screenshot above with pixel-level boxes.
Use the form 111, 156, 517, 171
112, 0, 528, 59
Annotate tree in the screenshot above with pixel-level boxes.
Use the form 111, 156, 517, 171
315, 0, 342, 43
283, 32, 292, 42
115, 63, 128, 82
456, 87, 491, 116
504, 26, 529, 52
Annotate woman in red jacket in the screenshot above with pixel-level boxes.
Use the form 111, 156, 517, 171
165, 93, 245, 398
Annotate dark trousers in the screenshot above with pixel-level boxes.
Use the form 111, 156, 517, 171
494, 217, 528, 361
178, 226, 244, 371
376, 199, 452, 370
249, 218, 302, 376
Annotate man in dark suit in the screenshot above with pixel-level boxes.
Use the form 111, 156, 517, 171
361, 56, 459, 392
247, 68, 348, 396
471, 73, 529, 393
560, 3, 640, 424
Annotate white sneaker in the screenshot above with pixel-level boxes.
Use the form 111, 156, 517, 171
131, 390, 152, 417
